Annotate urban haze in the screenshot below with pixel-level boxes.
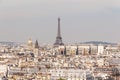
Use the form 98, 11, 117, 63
0, 0, 120, 43
0, 0, 120, 80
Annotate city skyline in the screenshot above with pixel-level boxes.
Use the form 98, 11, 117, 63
0, 0, 120, 43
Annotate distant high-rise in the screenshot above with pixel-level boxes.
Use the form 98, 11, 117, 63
54, 17, 64, 46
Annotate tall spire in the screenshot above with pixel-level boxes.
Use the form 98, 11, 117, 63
57, 17, 61, 37
35, 40, 39, 49
54, 17, 64, 46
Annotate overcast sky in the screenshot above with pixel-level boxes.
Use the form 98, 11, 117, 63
0, 0, 120, 43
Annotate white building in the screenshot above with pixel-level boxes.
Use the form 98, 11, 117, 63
48, 69, 92, 80
98, 44, 104, 55
0, 64, 7, 76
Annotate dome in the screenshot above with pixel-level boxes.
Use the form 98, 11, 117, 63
28, 38, 33, 47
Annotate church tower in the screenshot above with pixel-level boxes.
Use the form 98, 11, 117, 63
54, 17, 64, 46
35, 40, 39, 49
34, 40, 39, 58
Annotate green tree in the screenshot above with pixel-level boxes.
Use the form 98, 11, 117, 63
57, 78, 66, 80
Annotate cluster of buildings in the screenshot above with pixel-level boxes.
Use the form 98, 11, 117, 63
0, 39, 119, 80
0, 18, 120, 80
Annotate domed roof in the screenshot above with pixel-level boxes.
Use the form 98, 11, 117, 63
28, 38, 33, 46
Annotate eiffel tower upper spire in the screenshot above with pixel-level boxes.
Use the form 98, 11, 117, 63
57, 17, 61, 37
54, 17, 64, 46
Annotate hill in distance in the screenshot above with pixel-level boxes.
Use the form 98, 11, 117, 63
80, 41, 117, 45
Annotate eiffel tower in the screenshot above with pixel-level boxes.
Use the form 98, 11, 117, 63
54, 17, 64, 46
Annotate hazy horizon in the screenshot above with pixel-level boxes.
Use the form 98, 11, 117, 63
0, 0, 120, 43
